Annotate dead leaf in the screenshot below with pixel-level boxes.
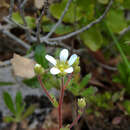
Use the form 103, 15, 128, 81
11, 54, 36, 78
34, 0, 45, 9
0, 0, 9, 8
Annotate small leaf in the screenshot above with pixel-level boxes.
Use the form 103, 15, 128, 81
25, 16, 36, 29
12, 12, 36, 29
105, 9, 127, 33
123, 0, 130, 9
81, 86, 98, 97
3, 116, 15, 123
34, 44, 48, 69
15, 91, 24, 115
12, 12, 24, 25
50, 94, 58, 107
22, 104, 36, 120
23, 77, 40, 88
42, 22, 73, 35
80, 26, 103, 51
80, 73, 91, 89
3, 92, 16, 115
98, 0, 109, 4
49, 0, 81, 23
0, 82, 14, 86
123, 100, 130, 114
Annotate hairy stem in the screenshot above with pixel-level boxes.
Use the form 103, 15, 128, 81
37, 75, 54, 103
69, 112, 82, 129
58, 77, 64, 130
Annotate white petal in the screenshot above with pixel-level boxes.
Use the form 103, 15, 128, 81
45, 55, 56, 65
68, 54, 78, 66
50, 67, 61, 75
60, 49, 69, 62
64, 67, 73, 73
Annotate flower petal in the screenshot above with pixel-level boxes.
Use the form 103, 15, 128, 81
45, 55, 56, 65
60, 49, 69, 62
68, 54, 78, 66
50, 67, 61, 75
64, 67, 73, 73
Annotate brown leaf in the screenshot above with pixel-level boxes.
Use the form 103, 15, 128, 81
11, 54, 36, 78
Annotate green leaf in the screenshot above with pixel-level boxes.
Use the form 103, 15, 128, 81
115, 0, 123, 4
15, 91, 24, 115
98, 0, 109, 4
123, 100, 130, 114
80, 73, 91, 89
86, 108, 93, 115
23, 76, 40, 88
117, 63, 128, 84
34, 44, 48, 69
49, 0, 81, 23
80, 26, 103, 51
81, 86, 98, 97
12, 12, 35, 29
3, 116, 15, 123
12, 12, 24, 25
42, 22, 73, 35
0, 82, 14, 86
3, 92, 16, 115
123, 0, 130, 9
25, 16, 36, 29
105, 9, 127, 33
22, 104, 36, 120
119, 32, 130, 56
50, 94, 58, 107
75, 0, 95, 21
68, 84, 80, 96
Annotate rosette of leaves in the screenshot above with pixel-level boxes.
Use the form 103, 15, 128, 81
3, 91, 36, 123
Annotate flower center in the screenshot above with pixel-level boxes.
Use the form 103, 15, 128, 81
56, 60, 69, 72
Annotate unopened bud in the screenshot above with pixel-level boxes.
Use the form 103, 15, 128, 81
73, 57, 80, 66
73, 57, 80, 73
78, 98, 86, 108
74, 66, 80, 73
34, 64, 44, 75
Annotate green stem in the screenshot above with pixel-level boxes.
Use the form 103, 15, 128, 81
105, 23, 130, 70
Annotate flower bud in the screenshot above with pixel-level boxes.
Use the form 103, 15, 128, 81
74, 66, 80, 73
78, 98, 86, 108
72, 57, 80, 74
34, 64, 44, 75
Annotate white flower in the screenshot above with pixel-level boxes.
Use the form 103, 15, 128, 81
45, 49, 78, 75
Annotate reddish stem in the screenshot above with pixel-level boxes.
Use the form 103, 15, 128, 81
69, 113, 81, 129
63, 73, 73, 90
37, 75, 54, 103
58, 77, 64, 130
58, 74, 73, 130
